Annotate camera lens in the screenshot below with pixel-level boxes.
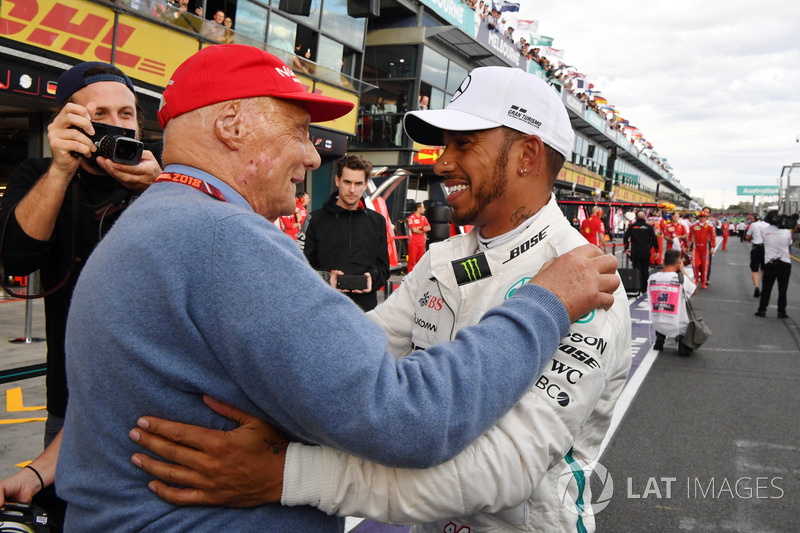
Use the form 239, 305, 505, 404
95, 135, 143, 165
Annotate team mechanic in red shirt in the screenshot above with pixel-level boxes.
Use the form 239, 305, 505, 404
580, 205, 608, 253
406, 202, 430, 272
721, 218, 730, 251
663, 212, 687, 254
688, 211, 716, 289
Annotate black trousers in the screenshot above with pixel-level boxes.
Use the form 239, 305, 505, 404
631, 256, 650, 294
758, 260, 791, 314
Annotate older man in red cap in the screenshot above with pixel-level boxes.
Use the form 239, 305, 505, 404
0, 46, 620, 531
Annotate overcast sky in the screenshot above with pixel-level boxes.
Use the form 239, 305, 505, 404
512, 0, 800, 210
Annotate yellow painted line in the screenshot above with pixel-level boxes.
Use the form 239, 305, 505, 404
15, 461, 32, 467
6, 387, 46, 412
0, 417, 46, 424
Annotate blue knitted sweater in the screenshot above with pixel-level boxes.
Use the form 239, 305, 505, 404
57, 165, 569, 531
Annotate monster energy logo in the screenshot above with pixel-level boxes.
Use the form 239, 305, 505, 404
452, 252, 492, 286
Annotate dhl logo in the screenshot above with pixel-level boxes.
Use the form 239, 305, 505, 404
0, 0, 196, 86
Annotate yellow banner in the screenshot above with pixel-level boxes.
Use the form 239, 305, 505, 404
1, 0, 359, 135
560, 164, 605, 190
0, 0, 198, 87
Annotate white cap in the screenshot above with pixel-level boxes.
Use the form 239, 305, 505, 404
404, 66, 575, 159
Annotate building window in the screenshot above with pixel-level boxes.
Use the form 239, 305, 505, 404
421, 47, 447, 89
320, 0, 366, 50
266, 12, 297, 56
236, 0, 269, 43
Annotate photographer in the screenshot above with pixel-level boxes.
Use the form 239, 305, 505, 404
0, 61, 160, 525
754, 210, 795, 319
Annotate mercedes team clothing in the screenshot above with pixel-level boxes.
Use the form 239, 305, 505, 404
282, 195, 632, 533
58, 165, 572, 532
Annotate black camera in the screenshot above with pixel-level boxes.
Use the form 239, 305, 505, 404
765, 210, 799, 230
0, 502, 50, 532
72, 122, 143, 165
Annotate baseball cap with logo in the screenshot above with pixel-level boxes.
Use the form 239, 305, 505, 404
404, 66, 574, 158
158, 45, 353, 128
55, 61, 136, 106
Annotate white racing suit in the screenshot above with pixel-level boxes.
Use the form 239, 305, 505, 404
282, 195, 632, 532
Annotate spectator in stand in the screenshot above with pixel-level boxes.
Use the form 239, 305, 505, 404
370, 96, 387, 145
755, 210, 792, 319
406, 202, 430, 273
304, 154, 389, 311
504, 26, 515, 43
293, 40, 312, 74
165, 0, 202, 32
580, 206, 607, 253
221, 16, 235, 44
202, 9, 226, 42
418, 94, 429, 110
624, 210, 659, 294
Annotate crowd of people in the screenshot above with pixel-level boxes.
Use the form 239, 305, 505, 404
113, 0, 235, 43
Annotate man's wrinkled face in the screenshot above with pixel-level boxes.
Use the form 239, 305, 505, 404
237, 98, 320, 220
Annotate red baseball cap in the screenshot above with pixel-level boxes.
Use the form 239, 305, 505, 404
158, 45, 354, 128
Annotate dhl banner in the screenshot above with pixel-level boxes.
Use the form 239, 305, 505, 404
0, 0, 358, 135
0, 0, 197, 88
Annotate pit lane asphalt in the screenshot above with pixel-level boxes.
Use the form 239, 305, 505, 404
2, 237, 798, 531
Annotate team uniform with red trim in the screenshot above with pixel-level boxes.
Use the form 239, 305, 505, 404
406, 213, 430, 272
281, 195, 632, 533
688, 221, 716, 288
579, 214, 605, 247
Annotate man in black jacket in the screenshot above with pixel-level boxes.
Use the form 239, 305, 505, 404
0, 60, 162, 529
304, 154, 389, 311
624, 210, 659, 295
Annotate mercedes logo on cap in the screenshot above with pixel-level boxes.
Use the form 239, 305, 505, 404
450, 74, 471, 103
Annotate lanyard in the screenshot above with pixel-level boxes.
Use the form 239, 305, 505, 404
154, 172, 227, 202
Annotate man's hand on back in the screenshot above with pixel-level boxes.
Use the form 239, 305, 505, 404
529, 244, 619, 322
129, 395, 287, 507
